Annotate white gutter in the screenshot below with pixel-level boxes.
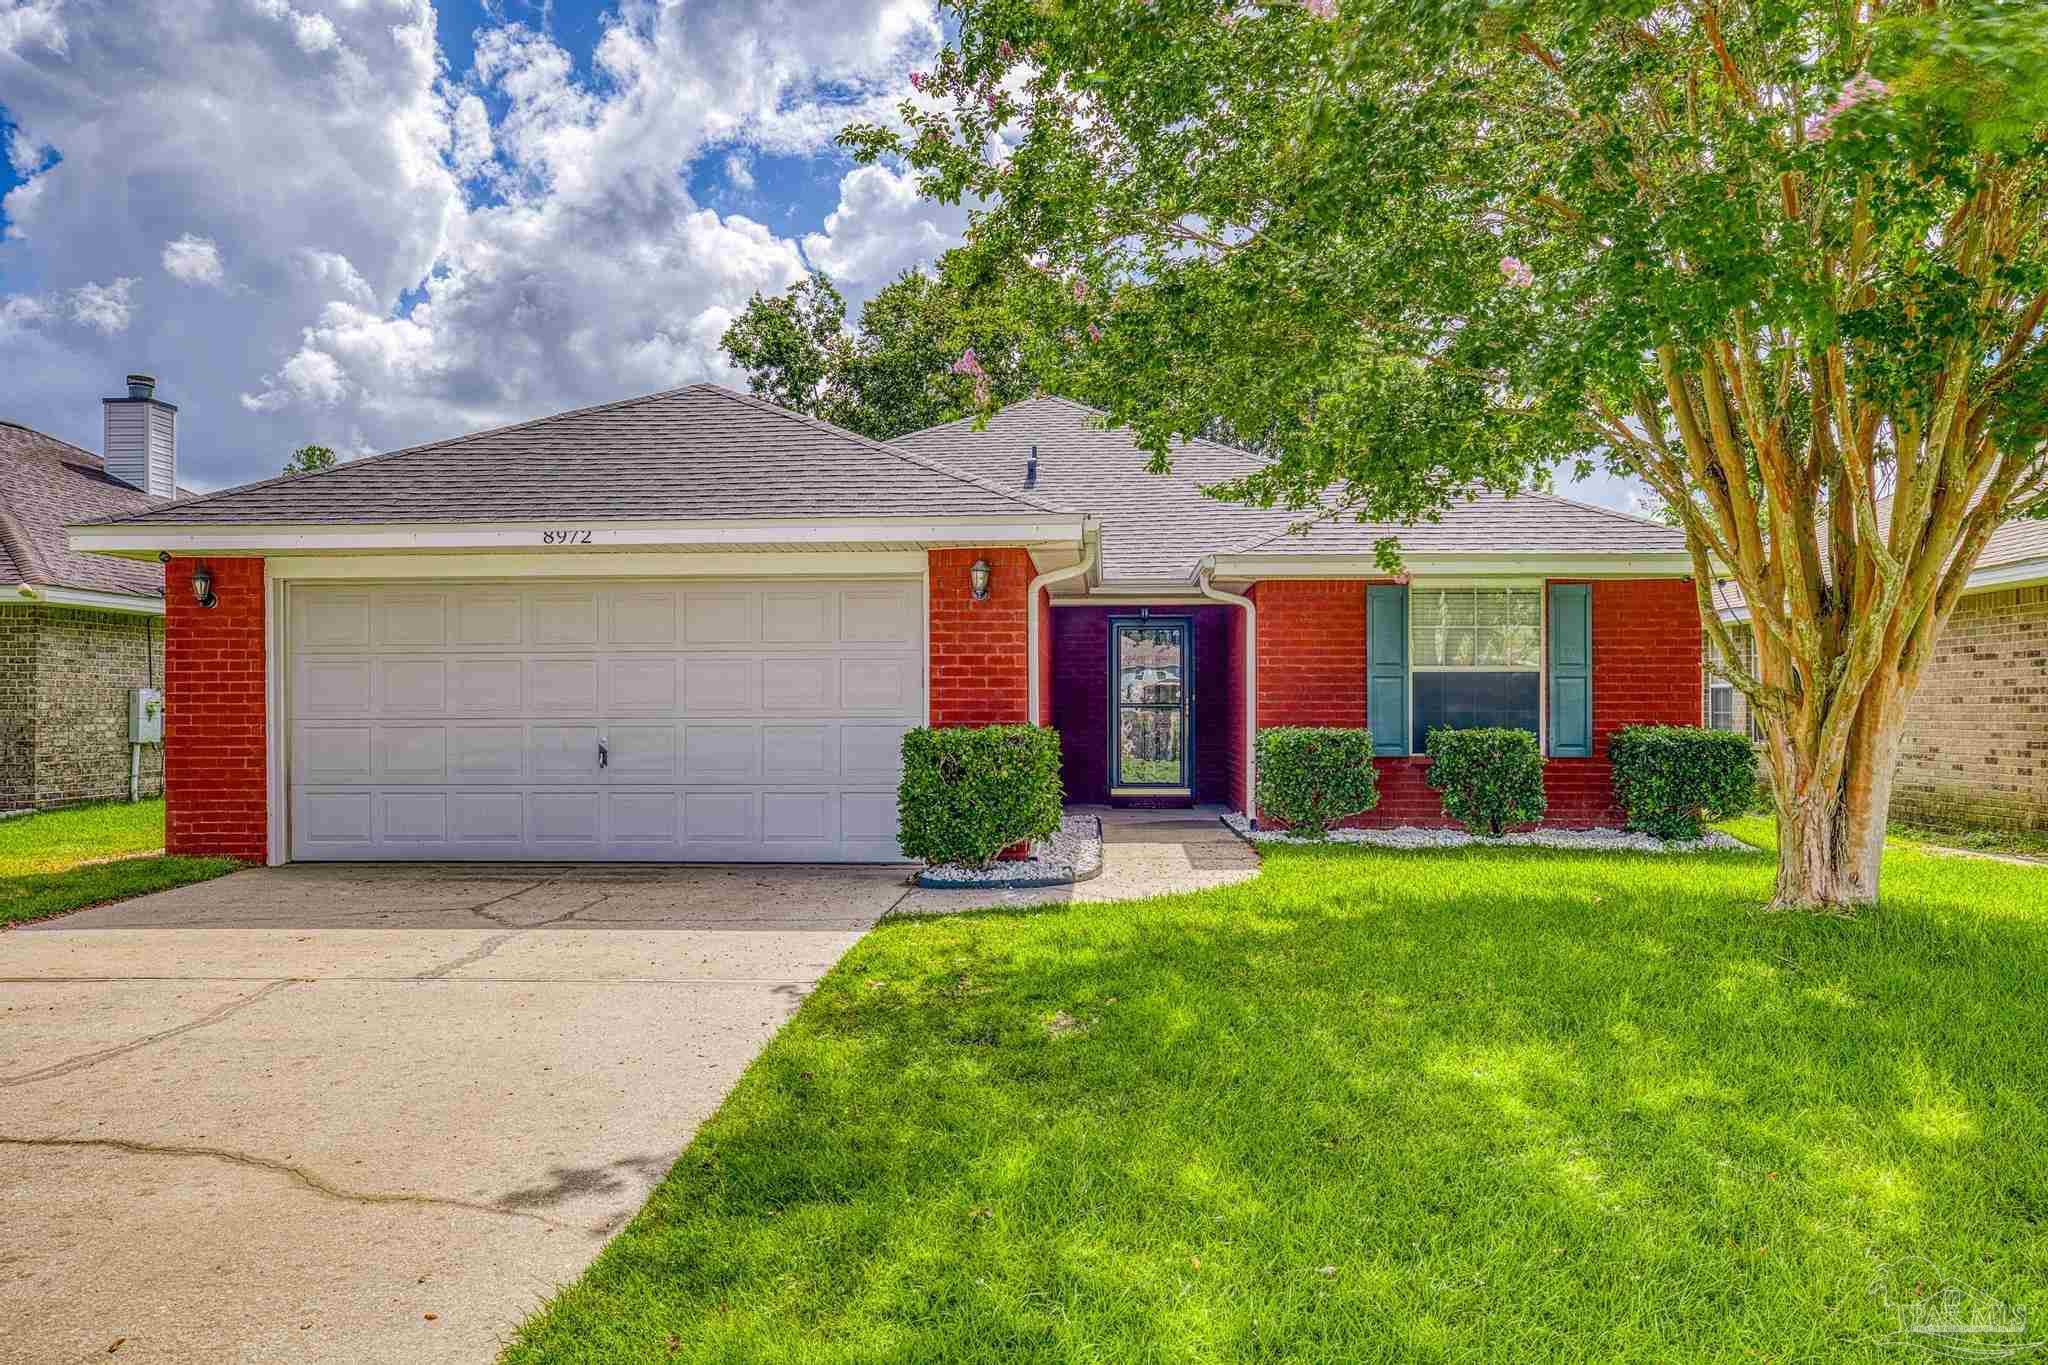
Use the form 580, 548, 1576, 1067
1026, 533, 1096, 724
1196, 562, 1257, 823
7, 583, 166, 615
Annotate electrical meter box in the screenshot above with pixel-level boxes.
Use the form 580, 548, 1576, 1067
130, 687, 164, 744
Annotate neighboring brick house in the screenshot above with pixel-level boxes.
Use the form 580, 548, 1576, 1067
2, 376, 182, 813
1710, 503, 2048, 833
66, 385, 1701, 863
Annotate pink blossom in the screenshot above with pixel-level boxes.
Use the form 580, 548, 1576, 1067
1088, 323, 1102, 343
998, 39, 1015, 62
1392, 570, 1412, 587
1301, 0, 1337, 17
951, 349, 987, 380
985, 89, 1000, 113
1072, 278, 1088, 303
909, 70, 927, 92
1499, 256, 1535, 288
1807, 72, 1890, 144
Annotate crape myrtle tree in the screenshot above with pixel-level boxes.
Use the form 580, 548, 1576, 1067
719, 252, 1040, 441
845, 0, 2048, 910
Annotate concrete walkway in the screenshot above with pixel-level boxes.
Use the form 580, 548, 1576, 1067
0, 863, 909, 1365
895, 806, 1261, 915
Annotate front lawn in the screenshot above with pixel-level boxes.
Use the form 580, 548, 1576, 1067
506, 819, 2048, 1363
0, 799, 238, 927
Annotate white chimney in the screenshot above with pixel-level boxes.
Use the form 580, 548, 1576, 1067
103, 373, 178, 498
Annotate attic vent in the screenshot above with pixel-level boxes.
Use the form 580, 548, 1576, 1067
1025, 445, 1038, 489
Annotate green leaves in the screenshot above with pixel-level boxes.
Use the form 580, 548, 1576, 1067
1255, 726, 1382, 837
898, 725, 1065, 868
1610, 725, 1759, 841
1424, 727, 1547, 837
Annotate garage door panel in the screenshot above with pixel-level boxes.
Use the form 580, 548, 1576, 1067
609, 589, 680, 646
447, 658, 522, 712
289, 579, 921, 862
530, 592, 600, 646
297, 658, 372, 715
379, 658, 447, 714
380, 593, 449, 648
607, 657, 678, 713
448, 725, 526, 781
452, 593, 524, 647
681, 657, 758, 713
376, 725, 449, 782
608, 724, 679, 779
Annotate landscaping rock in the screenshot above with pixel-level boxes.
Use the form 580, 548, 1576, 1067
1220, 811, 1750, 854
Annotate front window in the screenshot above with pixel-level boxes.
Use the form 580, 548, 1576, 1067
1410, 585, 1543, 742
1705, 628, 1761, 741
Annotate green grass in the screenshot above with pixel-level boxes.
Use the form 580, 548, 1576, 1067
0, 799, 237, 927
1889, 821, 2048, 862
506, 817, 2048, 1364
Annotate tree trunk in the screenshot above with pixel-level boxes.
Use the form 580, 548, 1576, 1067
1768, 677, 1902, 913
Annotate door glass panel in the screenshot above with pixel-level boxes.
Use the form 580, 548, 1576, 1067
1118, 626, 1184, 703
1115, 622, 1187, 787
1119, 707, 1185, 785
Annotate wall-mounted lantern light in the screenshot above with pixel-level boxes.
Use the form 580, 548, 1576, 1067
969, 557, 992, 601
191, 564, 217, 610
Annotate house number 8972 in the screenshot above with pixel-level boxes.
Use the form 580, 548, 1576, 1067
542, 529, 593, 545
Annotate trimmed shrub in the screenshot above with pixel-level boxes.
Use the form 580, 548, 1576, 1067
1255, 727, 1381, 837
898, 725, 1064, 867
1425, 727, 1547, 836
1610, 725, 1758, 839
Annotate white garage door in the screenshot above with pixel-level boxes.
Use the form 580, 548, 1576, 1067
287, 579, 923, 862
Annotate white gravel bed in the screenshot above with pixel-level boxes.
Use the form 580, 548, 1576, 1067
915, 812, 1105, 887
1220, 811, 1748, 854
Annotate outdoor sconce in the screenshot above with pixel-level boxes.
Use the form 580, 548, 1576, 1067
191, 564, 217, 610
969, 557, 992, 601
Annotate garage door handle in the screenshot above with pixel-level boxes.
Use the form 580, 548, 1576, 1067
597, 736, 608, 769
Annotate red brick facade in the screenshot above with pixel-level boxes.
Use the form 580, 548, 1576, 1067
163, 557, 267, 860
1249, 576, 1701, 829
927, 547, 1037, 726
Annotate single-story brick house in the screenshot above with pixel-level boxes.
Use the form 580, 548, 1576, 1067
2, 376, 181, 812
1711, 500, 2047, 832
67, 385, 1701, 863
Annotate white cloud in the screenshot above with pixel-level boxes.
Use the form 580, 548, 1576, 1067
67, 277, 137, 334
161, 233, 225, 286
0, 0, 948, 486
802, 163, 970, 287
0, 0, 68, 56
723, 153, 755, 191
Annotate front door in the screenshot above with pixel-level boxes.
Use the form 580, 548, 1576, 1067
1111, 617, 1191, 795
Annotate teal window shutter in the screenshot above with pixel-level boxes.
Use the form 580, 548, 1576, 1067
1367, 584, 1409, 756
1549, 583, 1593, 757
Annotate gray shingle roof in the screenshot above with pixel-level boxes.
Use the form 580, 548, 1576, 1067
894, 395, 1685, 580
0, 421, 169, 599
83, 384, 1070, 528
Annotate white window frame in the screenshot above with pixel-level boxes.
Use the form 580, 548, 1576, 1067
1405, 578, 1548, 754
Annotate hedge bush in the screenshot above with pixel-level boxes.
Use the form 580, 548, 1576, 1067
897, 725, 1064, 867
1255, 727, 1381, 837
1609, 725, 1758, 839
1424, 727, 1547, 836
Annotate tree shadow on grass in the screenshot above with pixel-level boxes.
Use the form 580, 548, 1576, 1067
505, 840, 2048, 1363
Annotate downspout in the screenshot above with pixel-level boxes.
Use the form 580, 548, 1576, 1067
1196, 561, 1257, 823
1025, 530, 1096, 725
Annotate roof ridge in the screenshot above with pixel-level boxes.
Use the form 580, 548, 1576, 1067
0, 485, 42, 584
1523, 486, 1679, 534
86, 384, 714, 527
0, 418, 107, 470
704, 386, 1081, 516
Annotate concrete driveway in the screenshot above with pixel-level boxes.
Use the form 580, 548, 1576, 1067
0, 863, 912, 1365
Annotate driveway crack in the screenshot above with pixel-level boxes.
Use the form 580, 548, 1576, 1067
415, 891, 610, 980
0, 978, 306, 1088
0, 1135, 601, 1234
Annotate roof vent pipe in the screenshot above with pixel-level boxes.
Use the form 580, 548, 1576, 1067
1025, 445, 1038, 489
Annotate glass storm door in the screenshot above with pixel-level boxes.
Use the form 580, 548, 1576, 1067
1113, 618, 1190, 791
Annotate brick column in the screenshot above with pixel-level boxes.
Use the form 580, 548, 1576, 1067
164, 557, 267, 860
928, 547, 1036, 726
